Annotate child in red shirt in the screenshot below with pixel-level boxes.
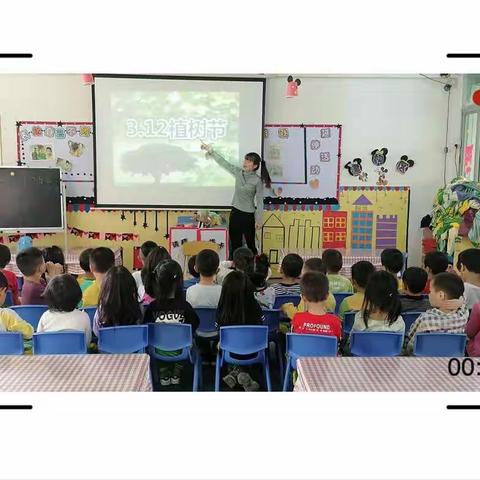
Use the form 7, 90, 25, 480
0, 245, 20, 305
292, 272, 342, 340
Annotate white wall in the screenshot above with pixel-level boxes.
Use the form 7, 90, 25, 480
0, 74, 462, 266
265, 75, 463, 266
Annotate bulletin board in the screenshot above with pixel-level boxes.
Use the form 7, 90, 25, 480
16, 121, 94, 202
264, 124, 341, 204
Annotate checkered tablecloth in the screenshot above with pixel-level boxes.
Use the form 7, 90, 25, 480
279, 249, 384, 277
5, 247, 122, 277
0, 354, 152, 392
294, 357, 480, 392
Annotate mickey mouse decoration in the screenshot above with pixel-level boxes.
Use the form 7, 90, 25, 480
396, 155, 414, 174
286, 75, 301, 97
345, 158, 368, 182
376, 166, 389, 186
371, 148, 388, 166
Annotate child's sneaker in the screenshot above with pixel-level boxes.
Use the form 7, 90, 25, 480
222, 366, 241, 389
237, 372, 260, 392
171, 376, 180, 385
160, 377, 171, 386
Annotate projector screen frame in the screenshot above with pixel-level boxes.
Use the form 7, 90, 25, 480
92, 74, 266, 210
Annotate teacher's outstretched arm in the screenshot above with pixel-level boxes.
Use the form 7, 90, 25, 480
200, 142, 241, 176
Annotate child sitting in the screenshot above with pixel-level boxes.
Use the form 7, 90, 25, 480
216, 247, 254, 285
456, 248, 480, 309
77, 248, 95, 292
141, 246, 171, 305
186, 249, 222, 308
143, 259, 199, 386
350, 271, 405, 335
132, 240, 157, 299
404, 272, 468, 354
184, 255, 200, 289
292, 272, 342, 341
380, 248, 404, 290
43, 246, 66, 276
281, 258, 336, 318
249, 254, 276, 309
0, 271, 33, 340
94, 266, 143, 337
16, 247, 49, 305
423, 250, 449, 294
271, 253, 303, 295
338, 261, 375, 319
81, 247, 115, 307
322, 249, 353, 293
400, 267, 431, 312
216, 270, 263, 391
38, 274, 92, 344
0, 244, 20, 305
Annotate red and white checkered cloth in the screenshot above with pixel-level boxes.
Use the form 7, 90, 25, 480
5, 248, 122, 277
0, 354, 152, 392
279, 249, 383, 277
294, 357, 480, 392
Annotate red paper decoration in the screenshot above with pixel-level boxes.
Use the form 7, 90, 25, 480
473, 89, 480, 106
82, 74, 94, 86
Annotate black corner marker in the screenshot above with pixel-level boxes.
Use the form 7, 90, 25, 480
0, 53, 32, 58
0, 405, 33, 410
446, 405, 480, 410
446, 53, 480, 58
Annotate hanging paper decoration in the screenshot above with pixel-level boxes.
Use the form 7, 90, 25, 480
82, 74, 94, 86
67, 226, 139, 241
120, 210, 126, 221
143, 211, 148, 229
371, 148, 388, 166
155, 212, 159, 232
344, 158, 368, 182
472, 89, 480, 106
286, 75, 301, 98
133, 211, 137, 226
375, 166, 389, 186
396, 155, 415, 174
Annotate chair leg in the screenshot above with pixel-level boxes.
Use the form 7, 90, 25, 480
214, 354, 221, 392
264, 353, 272, 392
192, 357, 199, 392
282, 362, 291, 392
276, 339, 284, 381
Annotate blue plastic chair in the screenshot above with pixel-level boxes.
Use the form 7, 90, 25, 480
148, 322, 201, 391
273, 294, 301, 310
10, 305, 48, 331
82, 307, 97, 332
4, 291, 14, 307
33, 331, 87, 354
350, 331, 404, 356
98, 325, 148, 353
283, 333, 338, 391
215, 325, 271, 392
333, 292, 353, 314
194, 308, 218, 338
0, 332, 24, 355
343, 311, 357, 336
262, 308, 284, 379
402, 312, 423, 335
414, 333, 467, 357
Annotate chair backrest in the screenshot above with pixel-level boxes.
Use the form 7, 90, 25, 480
148, 322, 193, 351
402, 312, 422, 334
343, 311, 357, 335
10, 305, 48, 331
4, 291, 14, 307
0, 332, 24, 355
273, 294, 301, 309
194, 308, 217, 335
262, 309, 281, 333
333, 292, 353, 314
286, 333, 337, 368
350, 331, 404, 356
414, 333, 467, 357
33, 331, 87, 355
220, 325, 268, 355
98, 325, 148, 353
82, 307, 97, 331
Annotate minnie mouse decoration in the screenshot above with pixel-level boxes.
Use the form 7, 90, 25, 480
286, 76, 301, 97
344, 158, 368, 182
396, 155, 414, 174
371, 148, 388, 166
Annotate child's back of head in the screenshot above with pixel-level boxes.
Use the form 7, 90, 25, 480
249, 253, 270, 289
140, 240, 158, 263
141, 246, 171, 297
232, 247, 254, 274
44, 274, 82, 312
280, 253, 303, 279
151, 259, 184, 302
402, 267, 428, 295
430, 272, 465, 304
196, 249, 220, 278
300, 272, 329, 303
362, 270, 401, 327
79, 248, 93, 274
303, 257, 326, 274
0, 244, 12, 269
351, 261, 375, 291
43, 245, 65, 266
188, 255, 200, 278
90, 247, 115, 275
16, 247, 45, 278
380, 248, 404, 275
457, 248, 480, 277
424, 251, 448, 276
322, 249, 343, 274
98, 265, 142, 327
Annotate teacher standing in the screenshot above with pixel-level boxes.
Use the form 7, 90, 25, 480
201, 143, 272, 259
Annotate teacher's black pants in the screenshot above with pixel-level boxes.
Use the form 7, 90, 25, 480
229, 207, 257, 260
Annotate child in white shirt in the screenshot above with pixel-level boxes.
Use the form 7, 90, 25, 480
187, 249, 222, 308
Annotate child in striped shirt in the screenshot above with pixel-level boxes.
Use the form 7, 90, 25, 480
271, 253, 303, 296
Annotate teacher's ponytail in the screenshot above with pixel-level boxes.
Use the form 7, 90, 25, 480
245, 152, 272, 189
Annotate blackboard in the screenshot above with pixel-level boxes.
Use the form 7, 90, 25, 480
0, 167, 63, 230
